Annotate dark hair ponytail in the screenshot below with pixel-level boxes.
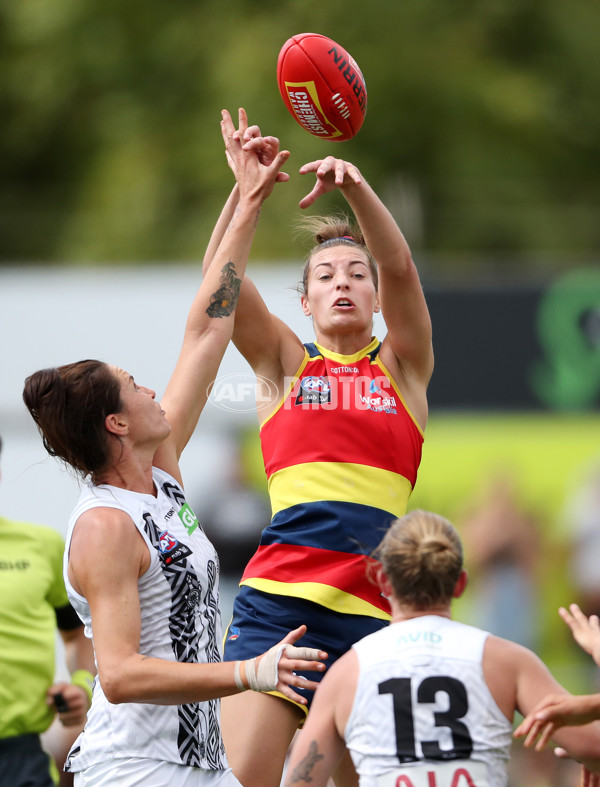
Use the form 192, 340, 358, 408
23, 360, 122, 481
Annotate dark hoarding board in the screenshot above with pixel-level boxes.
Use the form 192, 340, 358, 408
425, 268, 600, 411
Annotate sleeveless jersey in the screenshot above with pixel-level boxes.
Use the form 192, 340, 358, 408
241, 338, 424, 619
346, 617, 513, 787
63, 467, 228, 773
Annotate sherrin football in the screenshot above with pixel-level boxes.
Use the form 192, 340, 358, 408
277, 33, 367, 142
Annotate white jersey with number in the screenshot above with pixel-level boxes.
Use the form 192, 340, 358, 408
63, 467, 228, 773
346, 616, 513, 787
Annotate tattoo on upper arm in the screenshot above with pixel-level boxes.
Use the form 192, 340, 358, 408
206, 261, 242, 318
289, 740, 325, 783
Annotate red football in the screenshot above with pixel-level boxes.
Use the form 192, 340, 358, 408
277, 33, 367, 142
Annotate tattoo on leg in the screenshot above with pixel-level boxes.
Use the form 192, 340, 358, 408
206, 261, 242, 318
289, 740, 324, 783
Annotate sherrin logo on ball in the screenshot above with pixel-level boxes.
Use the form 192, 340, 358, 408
277, 32, 367, 142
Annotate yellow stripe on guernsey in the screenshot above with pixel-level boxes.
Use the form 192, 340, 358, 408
268, 461, 413, 520
243, 578, 391, 620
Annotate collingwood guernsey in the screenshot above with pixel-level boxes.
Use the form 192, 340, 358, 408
63, 467, 227, 772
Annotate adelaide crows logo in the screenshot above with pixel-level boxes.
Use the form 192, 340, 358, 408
295, 376, 331, 406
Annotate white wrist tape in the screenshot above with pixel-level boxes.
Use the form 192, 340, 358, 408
244, 644, 322, 693
233, 661, 246, 691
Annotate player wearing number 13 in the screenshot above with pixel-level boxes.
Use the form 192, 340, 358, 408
284, 511, 600, 787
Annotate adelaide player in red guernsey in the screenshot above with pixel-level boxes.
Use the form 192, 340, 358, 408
204, 109, 434, 787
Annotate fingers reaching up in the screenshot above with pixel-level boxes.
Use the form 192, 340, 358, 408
298, 157, 363, 209
221, 108, 290, 183
560, 604, 600, 664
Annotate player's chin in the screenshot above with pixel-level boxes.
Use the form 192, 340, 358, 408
158, 419, 173, 440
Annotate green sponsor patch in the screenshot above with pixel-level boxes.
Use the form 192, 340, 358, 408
178, 503, 198, 535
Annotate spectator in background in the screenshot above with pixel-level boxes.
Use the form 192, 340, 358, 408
460, 471, 541, 650
0, 433, 95, 787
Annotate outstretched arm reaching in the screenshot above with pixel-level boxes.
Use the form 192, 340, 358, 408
514, 604, 600, 759
154, 108, 290, 479
201, 109, 305, 389
298, 156, 433, 427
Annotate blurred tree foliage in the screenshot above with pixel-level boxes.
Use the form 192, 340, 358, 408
1, 0, 599, 270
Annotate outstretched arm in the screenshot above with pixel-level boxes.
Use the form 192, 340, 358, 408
513, 604, 600, 754
515, 693, 600, 750
201, 109, 304, 384
496, 638, 600, 773
154, 109, 290, 479
299, 157, 433, 404
202, 124, 290, 272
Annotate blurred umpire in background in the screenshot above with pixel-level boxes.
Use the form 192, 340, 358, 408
0, 433, 95, 786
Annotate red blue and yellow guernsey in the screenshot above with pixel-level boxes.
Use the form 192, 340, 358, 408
240, 338, 424, 621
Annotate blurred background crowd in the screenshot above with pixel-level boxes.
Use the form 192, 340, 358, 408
1, 1, 599, 785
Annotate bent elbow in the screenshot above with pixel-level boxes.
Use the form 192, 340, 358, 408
99, 669, 135, 705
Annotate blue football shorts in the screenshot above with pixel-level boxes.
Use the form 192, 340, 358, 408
222, 585, 387, 714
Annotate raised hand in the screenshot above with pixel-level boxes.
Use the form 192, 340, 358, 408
221, 108, 289, 183
560, 604, 600, 665
298, 156, 363, 209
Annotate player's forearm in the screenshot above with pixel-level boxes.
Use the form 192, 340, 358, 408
202, 184, 240, 276
284, 735, 343, 787
61, 627, 96, 676
554, 718, 600, 764
188, 196, 263, 337
341, 178, 414, 276
98, 654, 242, 705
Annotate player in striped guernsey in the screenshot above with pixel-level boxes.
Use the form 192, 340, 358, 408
204, 109, 433, 787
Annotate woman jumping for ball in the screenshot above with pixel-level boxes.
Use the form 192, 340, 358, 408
203, 108, 433, 787
22, 114, 326, 787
